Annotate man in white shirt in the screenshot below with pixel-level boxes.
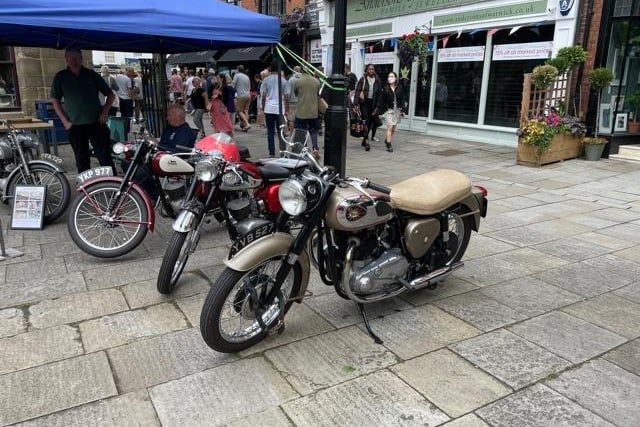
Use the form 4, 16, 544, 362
184, 69, 196, 112
261, 62, 289, 157
232, 65, 252, 131
133, 72, 144, 123
115, 67, 136, 133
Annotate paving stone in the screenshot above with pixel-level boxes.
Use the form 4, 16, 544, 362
83, 258, 163, 290
28, 289, 128, 329
462, 234, 518, 260
149, 357, 298, 427
303, 293, 410, 328
509, 311, 627, 363
175, 292, 207, 326
476, 384, 614, 427
404, 278, 478, 307
121, 273, 210, 309
490, 195, 544, 210
0, 244, 41, 265
40, 240, 85, 257
13, 390, 159, 427
603, 338, 640, 375
108, 327, 235, 392
63, 245, 152, 273
391, 348, 510, 417
613, 244, 640, 263
225, 408, 292, 427
548, 359, 640, 427
486, 219, 592, 247
534, 254, 640, 297
562, 293, 640, 339
265, 326, 397, 395
563, 213, 619, 230
5, 257, 68, 282
79, 303, 188, 353
435, 291, 527, 331
479, 277, 583, 316
282, 370, 449, 426
532, 237, 613, 262
596, 222, 640, 245
482, 209, 551, 231
450, 329, 570, 389
443, 414, 489, 427
0, 307, 26, 338
0, 272, 86, 309
239, 303, 335, 356
22, 226, 70, 246
0, 352, 117, 426
573, 231, 636, 250
0, 325, 84, 375
364, 304, 480, 360
199, 262, 230, 283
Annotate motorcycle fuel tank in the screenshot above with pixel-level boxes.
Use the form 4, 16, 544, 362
195, 133, 240, 162
325, 187, 393, 231
151, 152, 194, 176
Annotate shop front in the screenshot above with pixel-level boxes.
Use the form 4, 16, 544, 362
323, 0, 579, 146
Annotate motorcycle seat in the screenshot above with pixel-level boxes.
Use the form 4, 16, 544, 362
238, 146, 251, 161
258, 164, 293, 183
389, 169, 471, 215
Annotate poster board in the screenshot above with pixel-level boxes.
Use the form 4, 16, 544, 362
11, 185, 47, 230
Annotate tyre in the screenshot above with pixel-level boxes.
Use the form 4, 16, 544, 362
67, 181, 148, 258
200, 255, 302, 353
8, 163, 71, 224
157, 228, 199, 294
446, 208, 474, 265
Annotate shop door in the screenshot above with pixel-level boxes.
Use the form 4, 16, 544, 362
406, 55, 432, 131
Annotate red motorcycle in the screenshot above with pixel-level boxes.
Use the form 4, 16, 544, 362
157, 132, 306, 293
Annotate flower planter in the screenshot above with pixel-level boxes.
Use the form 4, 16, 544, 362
517, 133, 583, 167
583, 143, 606, 161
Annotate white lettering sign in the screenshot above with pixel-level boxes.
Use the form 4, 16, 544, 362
310, 48, 323, 63
492, 42, 553, 61
364, 51, 396, 65
437, 46, 485, 63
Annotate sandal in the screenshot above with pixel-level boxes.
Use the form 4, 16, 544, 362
385, 140, 393, 152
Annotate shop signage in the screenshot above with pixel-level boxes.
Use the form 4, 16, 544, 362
438, 46, 485, 62
433, 0, 547, 27
346, 23, 393, 38
311, 49, 323, 63
364, 51, 396, 64
493, 42, 553, 61
306, 1, 319, 28
347, 0, 493, 24
559, 0, 575, 16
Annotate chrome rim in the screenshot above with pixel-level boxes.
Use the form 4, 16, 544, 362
17, 169, 64, 216
171, 230, 197, 283
447, 212, 465, 264
219, 258, 295, 343
73, 186, 144, 251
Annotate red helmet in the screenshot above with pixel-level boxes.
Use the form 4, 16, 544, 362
195, 133, 239, 162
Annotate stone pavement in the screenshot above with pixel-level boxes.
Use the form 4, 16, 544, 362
0, 120, 639, 426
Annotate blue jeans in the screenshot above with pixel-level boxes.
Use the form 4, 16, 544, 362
294, 117, 320, 150
265, 113, 279, 156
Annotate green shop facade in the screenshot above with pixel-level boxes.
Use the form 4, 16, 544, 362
320, 0, 580, 146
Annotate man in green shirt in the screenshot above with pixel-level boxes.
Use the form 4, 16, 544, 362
51, 47, 116, 173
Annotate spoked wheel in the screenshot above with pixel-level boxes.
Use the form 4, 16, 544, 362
157, 229, 199, 294
67, 181, 149, 258
8, 163, 71, 224
200, 255, 302, 353
444, 208, 473, 265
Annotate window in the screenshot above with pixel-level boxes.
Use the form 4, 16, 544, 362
104, 51, 116, 63
614, 0, 633, 16
261, 0, 283, 16
0, 46, 20, 110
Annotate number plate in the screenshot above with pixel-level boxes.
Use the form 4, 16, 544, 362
40, 153, 64, 167
228, 222, 276, 258
77, 166, 114, 184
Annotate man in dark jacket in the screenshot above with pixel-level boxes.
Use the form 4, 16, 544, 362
354, 64, 382, 151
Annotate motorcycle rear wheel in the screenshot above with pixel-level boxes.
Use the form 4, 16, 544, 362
8, 163, 71, 224
67, 181, 148, 258
446, 209, 474, 265
157, 229, 198, 294
200, 256, 302, 353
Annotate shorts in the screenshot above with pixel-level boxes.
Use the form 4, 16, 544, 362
236, 95, 251, 111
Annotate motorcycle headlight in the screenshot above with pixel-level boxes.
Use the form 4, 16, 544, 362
278, 179, 307, 216
112, 142, 126, 154
195, 158, 218, 182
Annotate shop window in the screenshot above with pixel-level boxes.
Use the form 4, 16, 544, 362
434, 32, 486, 123
261, 0, 283, 16
363, 41, 395, 80
614, 0, 633, 16
414, 59, 433, 117
104, 51, 116, 63
0, 46, 20, 110
485, 24, 555, 128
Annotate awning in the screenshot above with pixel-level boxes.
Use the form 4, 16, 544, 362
216, 45, 272, 63
166, 50, 218, 65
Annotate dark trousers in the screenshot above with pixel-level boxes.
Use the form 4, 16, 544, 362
294, 117, 320, 150
119, 98, 134, 135
68, 123, 115, 174
265, 113, 280, 156
361, 98, 379, 140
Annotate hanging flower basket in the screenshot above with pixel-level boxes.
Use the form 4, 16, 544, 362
398, 31, 430, 68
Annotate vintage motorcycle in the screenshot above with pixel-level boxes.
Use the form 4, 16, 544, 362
0, 120, 70, 224
156, 131, 307, 294
67, 128, 201, 258
200, 142, 488, 353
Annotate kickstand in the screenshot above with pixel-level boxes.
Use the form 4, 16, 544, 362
357, 303, 383, 344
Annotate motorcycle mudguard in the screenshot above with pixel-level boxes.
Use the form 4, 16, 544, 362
225, 232, 310, 304
2, 160, 65, 202
173, 210, 199, 233
459, 191, 483, 231
77, 176, 156, 232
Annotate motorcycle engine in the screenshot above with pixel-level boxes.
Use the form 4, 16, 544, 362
349, 248, 409, 295
161, 178, 186, 213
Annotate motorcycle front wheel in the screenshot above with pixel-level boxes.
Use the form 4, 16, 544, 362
200, 256, 302, 353
8, 163, 71, 224
67, 181, 149, 258
157, 228, 199, 294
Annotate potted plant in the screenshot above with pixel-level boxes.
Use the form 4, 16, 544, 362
626, 88, 640, 133
584, 67, 614, 160
398, 30, 430, 68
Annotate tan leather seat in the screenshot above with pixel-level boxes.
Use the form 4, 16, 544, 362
390, 169, 471, 215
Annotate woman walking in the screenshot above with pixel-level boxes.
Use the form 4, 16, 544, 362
209, 80, 234, 137
354, 64, 382, 151
377, 71, 406, 153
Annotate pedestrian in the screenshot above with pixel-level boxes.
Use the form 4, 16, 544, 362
115, 67, 136, 123
133, 71, 144, 123
261, 62, 289, 157
293, 67, 321, 159
377, 71, 406, 153
254, 72, 265, 127
209, 80, 234, 137
232, 65, 252, 131
287, 66, 302, 133
184, 69, 196, 113
345, 64, 358, 93
221, 74, 236, 129
354, 64, 382, 151
169, 69, 183, 103
50, 47, 116, 174
99, 65, 118, 116
190, 77, 208, 138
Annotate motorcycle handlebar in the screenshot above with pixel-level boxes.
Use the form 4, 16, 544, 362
363, 179, 391, 195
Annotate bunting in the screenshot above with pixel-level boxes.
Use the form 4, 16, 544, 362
456, 29, 463, 38
368, 45, 375, 53
509, 26, 522, 35
390, 38, 397, 48
487, 28, 499, 36
442, 35, 450, 48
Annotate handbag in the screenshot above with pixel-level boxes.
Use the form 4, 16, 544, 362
350, 110, 367, 138
318, 97, 328, 115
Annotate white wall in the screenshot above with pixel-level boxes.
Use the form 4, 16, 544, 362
91, 51, 152, 66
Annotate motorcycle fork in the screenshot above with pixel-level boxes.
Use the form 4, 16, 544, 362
106, 144, 148, 213
154, 175, 175, 217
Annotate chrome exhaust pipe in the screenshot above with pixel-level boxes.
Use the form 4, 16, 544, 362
408, 262, 464, 290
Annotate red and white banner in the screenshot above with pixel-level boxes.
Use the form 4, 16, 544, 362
492, 41, 553, 61
437, 46, 485, 62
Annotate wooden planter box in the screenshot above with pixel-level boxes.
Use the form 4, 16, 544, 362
517, 134, 583, 167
